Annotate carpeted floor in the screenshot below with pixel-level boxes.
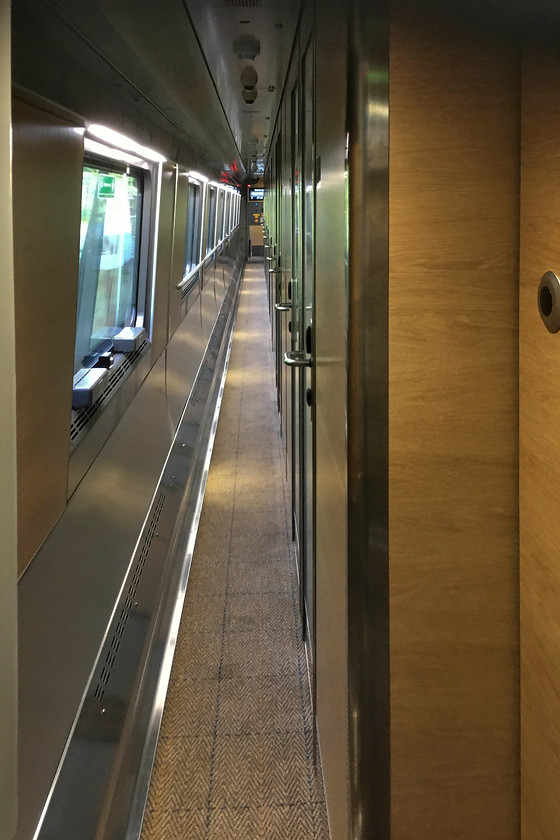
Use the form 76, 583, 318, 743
140, 261, 330, 840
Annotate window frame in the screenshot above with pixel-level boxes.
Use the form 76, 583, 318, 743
183, 178, 203, 279
205, 184, 218, 255
75, 153, 153, 372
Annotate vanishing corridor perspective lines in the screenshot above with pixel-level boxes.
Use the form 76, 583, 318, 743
141, 260, 330, 840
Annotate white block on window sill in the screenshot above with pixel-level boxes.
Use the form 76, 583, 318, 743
113, 327, 145, 353
72, 367, 108, 409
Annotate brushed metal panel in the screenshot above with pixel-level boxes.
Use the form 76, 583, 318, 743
165, 237, 240, 430
168, 171, 188, 340
17, 267, 240, 839
68, 349, 154, 496
186, 0, 301, 175
165, 288, 213, 432
32, 276, 240, 840
17, 350, 170, 840
151, 163, 177, 359
0, 0, 18, 833
314, 5, 350, 840
12, 0, 246, 178
347, 1, 390, 838
12, 93, 84, 575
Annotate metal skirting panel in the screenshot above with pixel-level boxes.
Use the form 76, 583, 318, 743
17, 266, 242, 840
32, 275, 239, 840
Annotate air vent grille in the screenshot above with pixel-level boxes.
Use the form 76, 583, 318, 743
70, 340, 149, 445
93, 491, 166, 706
225, 0, 262, 6
181, 273, 199, 300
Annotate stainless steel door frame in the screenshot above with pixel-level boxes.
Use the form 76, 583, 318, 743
347, 0, 390, 837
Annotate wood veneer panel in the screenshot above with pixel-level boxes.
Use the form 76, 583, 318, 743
520, 48, 560, 840
389, 10, 520, 838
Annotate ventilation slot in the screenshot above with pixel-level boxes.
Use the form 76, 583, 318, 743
92, 491, 166, 705
181, 273, 199, 301
71, 340, 150, 445
225, 0, 262, 6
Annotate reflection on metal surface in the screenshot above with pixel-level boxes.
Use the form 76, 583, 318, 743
33, 274, 241, 840
87, 125, 167, 163
284, 351, 312, 368
18, 248, 243, 840
347, 0, 390, 838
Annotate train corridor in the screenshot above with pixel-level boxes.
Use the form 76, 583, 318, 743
140, 260, 329, 840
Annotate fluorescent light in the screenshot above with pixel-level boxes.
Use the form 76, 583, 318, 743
87, 124, 167, 163
84, 138, 145, 166
188, 170, 209, 183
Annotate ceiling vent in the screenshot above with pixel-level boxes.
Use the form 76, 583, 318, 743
233, 34, 260, 60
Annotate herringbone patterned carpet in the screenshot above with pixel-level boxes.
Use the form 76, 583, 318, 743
140, 261, 330, 840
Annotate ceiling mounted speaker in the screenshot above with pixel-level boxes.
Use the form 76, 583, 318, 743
240, 65, 258, 90
233, 34, 260, 60
242, 89, 258, 103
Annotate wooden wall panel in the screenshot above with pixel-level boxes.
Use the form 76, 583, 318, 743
389, 9, 520, 838
12, 93, 84, 575
520, 48, 560, 840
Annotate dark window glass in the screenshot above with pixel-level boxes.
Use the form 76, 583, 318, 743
75, 164, 142, 371
206, 186, 217, 253
224, 193, 231, 235
216, 191, 225, 242
184, 181, 202, 276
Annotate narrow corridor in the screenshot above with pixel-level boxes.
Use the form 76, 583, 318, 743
141, 261, 329, 840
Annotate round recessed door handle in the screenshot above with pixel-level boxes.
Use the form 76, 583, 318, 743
538, 271, 560, 333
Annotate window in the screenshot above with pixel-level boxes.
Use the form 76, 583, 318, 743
75, 163, 142, 372
206, 186, 217, 253
224, 192, 231, 235
216, 190, 225, 243
184, 180, 202, 276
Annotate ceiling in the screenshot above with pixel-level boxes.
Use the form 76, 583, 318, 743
185, 0, 301, 178
12, 0, 302, 183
